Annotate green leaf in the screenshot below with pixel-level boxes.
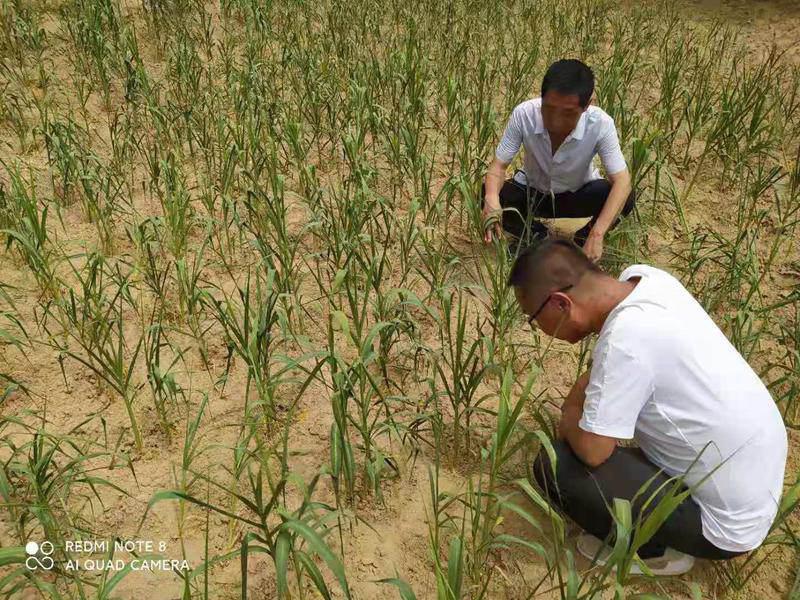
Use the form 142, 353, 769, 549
275, 531, 290, 598
375, 577, 418, 600
690, 582, 703, 600
0, 547, 25, 568
489, 534, 548, 559
330, 422, 342, 476
515, 478, 564, 542
332, 268, 348, 293
565, 549, 580, 598
446, 537, 463, 600
99, 565, 136, 599
532, 430, 558, 480
280, 519, 351, 599
296, 552, 333, 600
778, 474, 800, 517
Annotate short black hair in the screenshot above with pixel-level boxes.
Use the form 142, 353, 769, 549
541, 59, 594, 108
507, 239, 602, 302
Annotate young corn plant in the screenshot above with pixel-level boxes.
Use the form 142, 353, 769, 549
414, 225, 462, 304
426, 285, 495, 461
60, 0, 124, 110
173, 229, 213, 365
456, 367, 551, 597
0, 415, 134, 594
427, 464, 467, 600
678, 48, 783, 207
464, 240, 519, 359
40, 113, 123, 252
653, 15, 691, 142
143, 316, 188, 441
166, 26, 204, 115
41, 117, 83, 207
0, 282, 30, 400
0, 163, 61, 298
242, 160, 302, 326
42, 253, 144, 452
202, 265, 294, 435
594, 9, 650, 147
126, 216, 170, 306
0, 86, 37, 151
351, 223, 418, 386
0, 0, 46, 73
679, 28, 727, 170
411, 368, 552, 600
325, 311, 401, 506
76, 151, 123, 255
146, 361, 350, 600
153, 150, 194, 260
767, 295, 800, 429
396, 198, 421, 293
170, 392, 209, 572
283, 120, 323, 211
149, 457, 352, 599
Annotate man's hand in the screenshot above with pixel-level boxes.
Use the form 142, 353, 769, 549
583, 230, 604, 262
483, 198, 503, 243
584, 168, 631, 262
482, 158, 511, 244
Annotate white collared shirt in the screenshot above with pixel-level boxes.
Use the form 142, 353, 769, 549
495, 98, 627, 194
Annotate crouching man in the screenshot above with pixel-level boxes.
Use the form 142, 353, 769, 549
509, 239, 788, 575
482, 59, 635, 261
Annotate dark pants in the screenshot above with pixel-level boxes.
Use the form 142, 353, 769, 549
533, 440, 744, 560
482, 174, 636, 246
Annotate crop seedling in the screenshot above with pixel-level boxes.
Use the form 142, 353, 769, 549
0, 0, 797, 598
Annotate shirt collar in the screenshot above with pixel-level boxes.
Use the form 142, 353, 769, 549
534, 107, 546, 135
567, 110, 587, 141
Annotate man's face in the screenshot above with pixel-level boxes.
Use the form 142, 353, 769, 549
541, 90, 586, 137
515, 286, 588, 344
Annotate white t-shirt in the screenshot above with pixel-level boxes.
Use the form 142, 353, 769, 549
495, 98, 627, 194
580, 265, 788, 552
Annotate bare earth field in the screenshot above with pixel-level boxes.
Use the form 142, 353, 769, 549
0, 0, 798, 599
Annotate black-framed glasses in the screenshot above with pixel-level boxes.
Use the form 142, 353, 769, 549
527, 284, 573, 327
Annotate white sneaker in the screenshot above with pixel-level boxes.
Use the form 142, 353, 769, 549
577, 533, 695, 576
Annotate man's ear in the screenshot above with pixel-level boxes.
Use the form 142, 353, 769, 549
553, 293, 570, 312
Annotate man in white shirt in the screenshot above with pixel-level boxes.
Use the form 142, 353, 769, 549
509, 239, 788, 575
483, 59, 634, 262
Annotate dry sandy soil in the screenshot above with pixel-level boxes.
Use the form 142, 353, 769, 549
0, 0, 798, 599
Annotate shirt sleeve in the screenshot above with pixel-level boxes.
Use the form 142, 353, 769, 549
495, 107, 523, 164
579, 337, 653, 439
596, 118, 627, 175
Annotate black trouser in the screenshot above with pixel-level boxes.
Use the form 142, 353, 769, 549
482, 174, 636, 246
533, 440, 744, 560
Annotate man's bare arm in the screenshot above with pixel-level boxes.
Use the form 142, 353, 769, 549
583, 168, 632, 262
482, 157, 510, 243
558, 371, 617, 468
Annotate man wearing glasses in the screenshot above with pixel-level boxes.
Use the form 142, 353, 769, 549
482, 59, 635, 261
510, 239, 788, 575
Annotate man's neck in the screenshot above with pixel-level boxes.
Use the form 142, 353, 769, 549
588, 278, 640, 334
549, 131, 567, 155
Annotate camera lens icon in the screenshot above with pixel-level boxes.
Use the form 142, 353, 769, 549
25, 541, 54, 571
